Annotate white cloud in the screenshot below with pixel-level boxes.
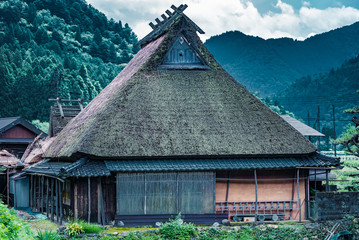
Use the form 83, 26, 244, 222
299, 6, 359, 35
86, 0, 359, 40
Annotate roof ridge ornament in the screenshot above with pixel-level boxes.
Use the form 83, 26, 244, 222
149, 4, 188, 30
137, 4, 204, 47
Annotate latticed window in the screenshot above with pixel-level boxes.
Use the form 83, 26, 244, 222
116, 172, 215, 215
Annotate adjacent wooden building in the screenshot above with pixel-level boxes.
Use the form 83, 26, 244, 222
0, 117, 45, 158
25, 5, 340, 225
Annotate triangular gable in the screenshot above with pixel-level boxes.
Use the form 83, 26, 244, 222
159, 33, 209, 70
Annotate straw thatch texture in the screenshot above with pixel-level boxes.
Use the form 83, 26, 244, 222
0, 150, 19, 167
22, 137, 55, 164
45, 16, 316, 159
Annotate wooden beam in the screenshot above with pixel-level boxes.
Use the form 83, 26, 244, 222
51, 178, 54, 222
30, 175, 33, 209
46, 178, 49, 218
326, 170, 329, 192
161, 14, 168, 21
98, 179, 101, 224
144, 174, 147, 215
6, 168, 9, 206
176, 172, 179, 213
297, 169, 302, 222
40, 176, 44, 212
116, 174, 120, 216
99, 178, 106, 225
59, 182, 63, 225
155, 18, 161, 25
165, 10, 173, 17
254, 170, 258, 222
37, 175, 41, 211
149, 22, 155, 29
34, 176, 37, 211
88, 177, 91, 223
306, 171, 310, 219
225, 172, 230, 203
74, 182, 78, 220
56, 180, 59, 223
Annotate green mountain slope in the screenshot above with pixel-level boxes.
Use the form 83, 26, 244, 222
277, 54, 359, 145
205, 23, 359, 96
0, 0, 138, 121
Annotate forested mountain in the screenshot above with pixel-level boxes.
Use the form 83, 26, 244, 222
0, 0, 138, 122
205, 23, 359, 96
276, 54, 359, 148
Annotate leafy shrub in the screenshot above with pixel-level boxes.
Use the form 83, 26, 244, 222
66, 222, 83, 237
36, 229, 61, 240
0, 201, 33, 239
77, 220, 104, 234
158, 214, 197, 240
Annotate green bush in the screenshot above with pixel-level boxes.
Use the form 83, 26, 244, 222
76, 220, 104, 234
36, 230, 61, 240
0, 201, 33, 240
158, 214, 197, 240
65, 222, 83, 237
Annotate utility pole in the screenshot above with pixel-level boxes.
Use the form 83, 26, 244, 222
317, 105, 320, 152
333, 105, 336, 156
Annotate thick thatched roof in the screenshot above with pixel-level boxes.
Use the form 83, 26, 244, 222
45, 12, 316, 160
22, 136, 55, 165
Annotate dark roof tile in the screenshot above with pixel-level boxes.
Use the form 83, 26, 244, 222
105, 153, 340, 172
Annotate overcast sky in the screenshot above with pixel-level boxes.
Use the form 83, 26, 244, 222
86, 0, 359, 41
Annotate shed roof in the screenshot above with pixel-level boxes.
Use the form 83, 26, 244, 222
280, 115, 325, 137
25, 158, 110, 177
0, 117, 45, 136
45, 6, 317, 160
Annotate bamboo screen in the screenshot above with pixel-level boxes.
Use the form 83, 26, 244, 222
117, 172, 215, 215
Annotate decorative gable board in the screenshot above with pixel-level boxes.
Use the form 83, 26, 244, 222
159, 34, 209, 70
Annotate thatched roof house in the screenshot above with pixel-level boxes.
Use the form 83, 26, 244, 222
26, 4, 339, 226
45, 11, 316, 160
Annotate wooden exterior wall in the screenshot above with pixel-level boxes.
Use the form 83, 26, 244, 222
72, 176, 116, 224
29, 175, 64, 224
215, 169, 307, 220
0, 125, 36, 138
116, 172, 215, 216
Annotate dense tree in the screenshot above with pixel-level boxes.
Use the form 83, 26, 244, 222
0, 0, 138, 122
334, 90, 359, 156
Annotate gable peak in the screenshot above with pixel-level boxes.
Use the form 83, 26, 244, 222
137, 4, 205, 47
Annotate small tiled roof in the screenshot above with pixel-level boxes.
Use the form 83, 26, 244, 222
60, 159, 110, 177
105, 153, 340, 172
25, 159, 69, 176
25, 159, 110, 177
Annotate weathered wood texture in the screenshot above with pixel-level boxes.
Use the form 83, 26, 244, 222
0, 125, 36, 138
117, 172, 215, 215
29, 176, 64, 223
71, 177, 114, 223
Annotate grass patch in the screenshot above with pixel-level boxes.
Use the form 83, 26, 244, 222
27, 219, 58, 233
105, 227, 156, 234
77, 220, 104, 234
